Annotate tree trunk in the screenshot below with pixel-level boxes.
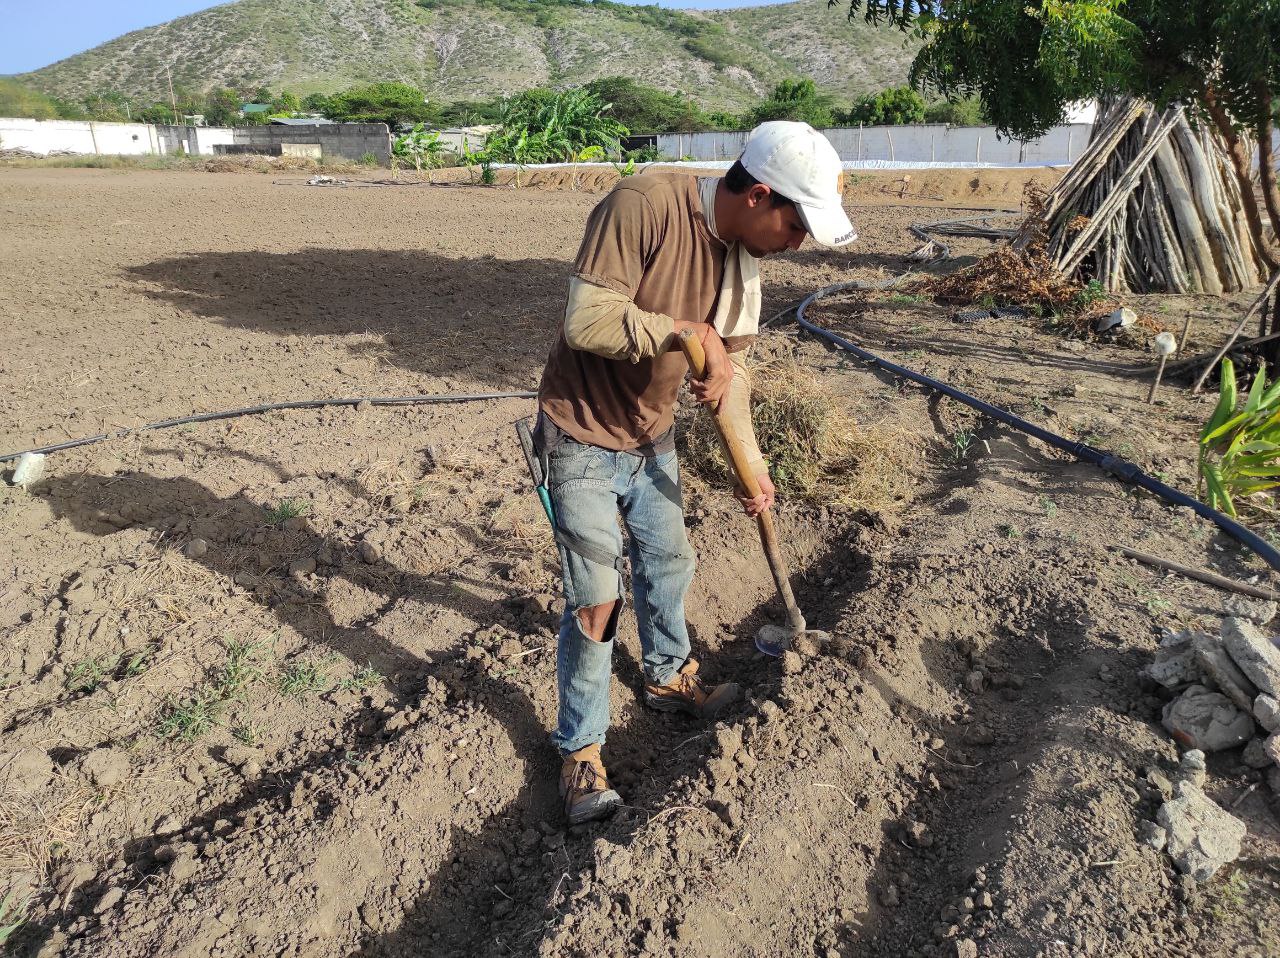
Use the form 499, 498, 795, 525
1205, 86, 1278, 271
1255, 96, 1280, 261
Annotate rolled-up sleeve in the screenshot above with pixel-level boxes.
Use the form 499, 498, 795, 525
722, 346, 766, 475
563, 278, 676, 363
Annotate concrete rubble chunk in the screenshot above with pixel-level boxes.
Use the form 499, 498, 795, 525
1255, 694, 1280, 734
1192, 632, 1259, 712
1162, 685, 1255, 752
1173, 749, 1207, 788
1221, 616, 1280, 698
1137, 819, 1167, 851
1242, 737, 1273, 769
1144, 629, 1202, 689
1156, 781, 1247, 882
1224, 596, 1277, 625
1265, 733, 1280, 766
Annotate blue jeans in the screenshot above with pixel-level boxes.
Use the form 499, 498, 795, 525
546, 436, 696, 755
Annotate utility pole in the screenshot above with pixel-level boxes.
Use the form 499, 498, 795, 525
166, 64, 179, 124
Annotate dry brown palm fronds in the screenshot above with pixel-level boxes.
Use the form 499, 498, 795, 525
919, 245, 1083, 311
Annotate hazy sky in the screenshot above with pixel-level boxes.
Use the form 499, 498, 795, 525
1, 0, 788, 74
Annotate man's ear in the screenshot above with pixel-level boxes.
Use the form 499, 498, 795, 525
745, 183, 772, 209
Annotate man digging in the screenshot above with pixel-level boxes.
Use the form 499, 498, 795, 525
535, 121, 857, 824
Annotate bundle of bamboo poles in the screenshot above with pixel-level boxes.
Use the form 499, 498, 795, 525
1020, 98, 1268, 294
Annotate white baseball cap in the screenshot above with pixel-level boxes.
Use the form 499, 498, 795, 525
740, 121, 857, 247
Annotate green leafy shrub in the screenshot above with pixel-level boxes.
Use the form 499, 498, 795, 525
1199, 359, 1280, 517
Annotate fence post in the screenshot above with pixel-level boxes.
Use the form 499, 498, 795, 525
886, 128, 894, 162
1066, 127, 1074, 164
88, 121, 100, 155
858, 123, 863, 161
931, 133, 935, 162
976, 135, 981, 163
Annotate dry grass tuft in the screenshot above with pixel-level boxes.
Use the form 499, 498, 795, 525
681, 360, 917, 512
0, 782, 91, 879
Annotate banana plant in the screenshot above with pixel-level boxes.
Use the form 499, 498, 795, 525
1198, 358, 1280, 517
392, 124, 447, 181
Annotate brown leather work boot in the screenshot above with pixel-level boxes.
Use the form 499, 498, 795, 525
643, 658, 740, 719
559, 743, 622, 825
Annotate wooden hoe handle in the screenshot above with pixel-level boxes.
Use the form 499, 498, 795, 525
678, 329, 807, 633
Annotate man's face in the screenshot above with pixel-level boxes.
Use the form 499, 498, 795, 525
737, 184, 809, 258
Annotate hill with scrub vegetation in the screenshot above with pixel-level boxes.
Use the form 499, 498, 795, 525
16, 0, 916, 115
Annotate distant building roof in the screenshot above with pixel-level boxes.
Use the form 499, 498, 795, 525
240, 103, 271, 114
270, 117, 336, 125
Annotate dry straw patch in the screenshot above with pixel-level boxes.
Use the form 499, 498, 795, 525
0, 782, 92, 880
681, 360, 917, 513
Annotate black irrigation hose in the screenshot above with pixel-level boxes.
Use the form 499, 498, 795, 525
0, 392, 537, 464
794, 281, 1280, 576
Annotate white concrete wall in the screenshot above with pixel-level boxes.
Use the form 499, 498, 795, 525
656, 123, 1096, 166
192, 126, 236, 155
0, 118, 163, 156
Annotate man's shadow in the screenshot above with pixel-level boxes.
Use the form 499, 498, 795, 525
125, 249, 574, 393
25, 469, 737, 952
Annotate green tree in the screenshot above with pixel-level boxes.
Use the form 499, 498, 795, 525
324, 82, 440, 129
0, 79, 60, 119
834, 0, 1280, 267
203, 88, 243, 127
137, 104, 177, 125
303, 92, 333, 115
923, 96, 988, 126
749, 78, 835, 128
846, 86, 926, 125
584, 77, 709, 133
439, 99, 505, 126
81, 91, 133, 122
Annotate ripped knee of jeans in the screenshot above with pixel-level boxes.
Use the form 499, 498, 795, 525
572, 599, 621, 644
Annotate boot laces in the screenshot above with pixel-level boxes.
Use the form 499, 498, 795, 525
566, 759, 605, 802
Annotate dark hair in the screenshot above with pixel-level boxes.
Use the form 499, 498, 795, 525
723, 160, 795, 208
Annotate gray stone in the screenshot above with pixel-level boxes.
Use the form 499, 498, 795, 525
1269, 766, 1280, 797
1193, 632, 1259, 712
1243, 737, 1273, 769
359, 539, 381, 564
1173, 749, 1207, 788
184, 538, 208, 559
1265, 733, 1280, 766
1224, 596, 1277, 625
1137, 819, 1167, 851
1222, 617, 1280, 697
1162, 685, 1256, 752
1145, 630, 1202, 689
1254, 693, 1280, 733
1157, 781, 1246, 882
